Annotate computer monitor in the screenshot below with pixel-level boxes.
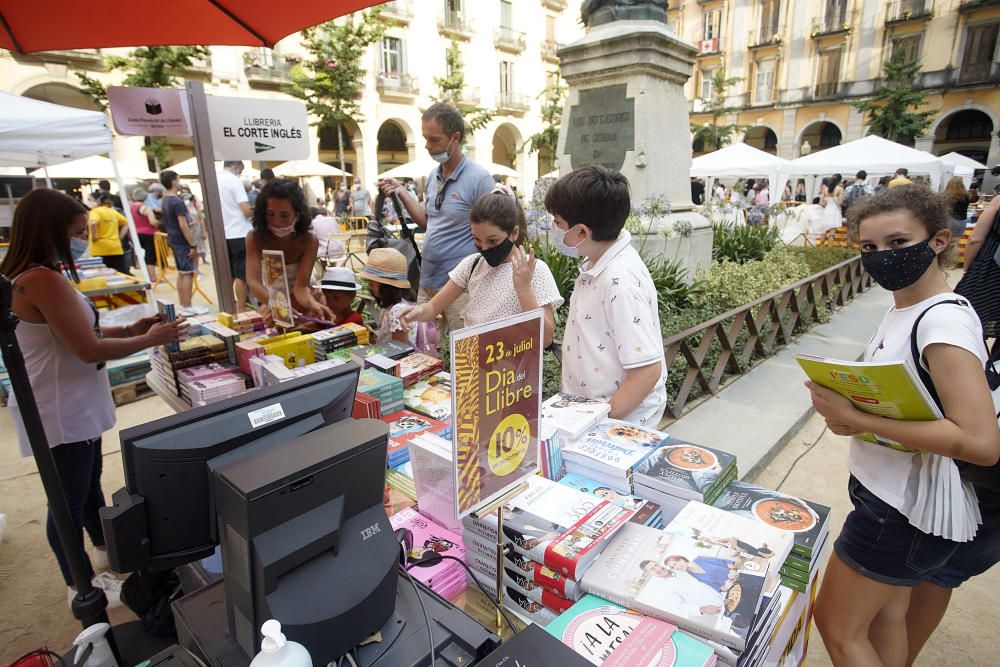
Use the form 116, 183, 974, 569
101, 364, 361, 573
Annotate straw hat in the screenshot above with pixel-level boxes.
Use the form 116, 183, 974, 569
358, 247, 411, 289
319, 266, 361, 292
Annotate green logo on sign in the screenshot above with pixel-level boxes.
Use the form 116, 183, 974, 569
254, 141, 275, 154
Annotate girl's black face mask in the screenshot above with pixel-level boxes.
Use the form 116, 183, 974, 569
479, 238, 514, 268
860, 239, 937, 291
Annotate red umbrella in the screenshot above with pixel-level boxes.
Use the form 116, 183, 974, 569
0, 0, 382, 53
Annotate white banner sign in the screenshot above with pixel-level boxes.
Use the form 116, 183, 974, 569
205, 96, 309, 161
107, 86, 191, 136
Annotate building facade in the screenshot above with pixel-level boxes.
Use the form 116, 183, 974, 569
676, 0, 1000, 167
0, 0, 582, 189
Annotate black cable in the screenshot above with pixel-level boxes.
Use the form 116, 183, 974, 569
775, 425, 828, 491
398, 564, 436, 667
410, 552, 518, 631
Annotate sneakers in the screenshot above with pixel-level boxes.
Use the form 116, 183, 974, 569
66, 572, 124, 609
177, 305, 210, 316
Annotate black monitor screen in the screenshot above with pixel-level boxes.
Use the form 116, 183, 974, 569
108, 363, 360, 571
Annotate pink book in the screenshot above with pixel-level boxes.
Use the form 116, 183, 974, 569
177, 362, 238, 385
388, 508, 465, 591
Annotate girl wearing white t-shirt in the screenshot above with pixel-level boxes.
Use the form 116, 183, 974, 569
398, 186, 563, 346
806, 186, 1000, 667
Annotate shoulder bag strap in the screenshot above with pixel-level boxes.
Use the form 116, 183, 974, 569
908, 299, 968, 413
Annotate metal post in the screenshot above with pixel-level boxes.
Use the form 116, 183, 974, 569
494, 506, 505, 631
186, 80, 236, 314
109, 153, 152, 285
0, 275, 120, 661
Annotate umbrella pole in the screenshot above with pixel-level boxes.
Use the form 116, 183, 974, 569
0, 276, 121, 660
43, 166, 52, 189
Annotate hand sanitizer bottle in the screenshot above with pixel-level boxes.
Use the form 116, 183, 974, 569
73, 623, 118, 667
249, 620, 313, 667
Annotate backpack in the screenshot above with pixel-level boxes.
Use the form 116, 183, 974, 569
842, 183, 871, 216
910, 299, 1000, 490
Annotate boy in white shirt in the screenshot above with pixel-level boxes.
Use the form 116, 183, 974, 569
545, 165, 667, 427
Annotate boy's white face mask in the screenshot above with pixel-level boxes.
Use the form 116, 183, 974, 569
551, 224, 584, 258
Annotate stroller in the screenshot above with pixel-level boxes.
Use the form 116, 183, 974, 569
366, 191, 421, 289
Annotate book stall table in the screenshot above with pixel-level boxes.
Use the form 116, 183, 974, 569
76, 272, 150, 310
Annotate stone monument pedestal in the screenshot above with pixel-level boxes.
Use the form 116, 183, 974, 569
556, 19, 711, 280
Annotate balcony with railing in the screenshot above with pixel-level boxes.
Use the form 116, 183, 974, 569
886, 0, 933, 24
811, 11, 850, 38
245, 58, 293, 88
958, 61, 1000, 85
748, 27, 782, 49
380, 0, 412, 24
813, 81, 840, 99
376, 72, 419, 100
541, 39, 563, 63
541, 0, 567, 10
455, 87, 481, 110
496, 91, 531, 115
438, 10, 474, 40
959, 0, 1000, 11
27, 49, 103, 66
184, 55, 213, 79
495, 27, 526, 53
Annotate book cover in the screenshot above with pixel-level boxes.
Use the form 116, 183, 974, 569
711, 481, 831, 560
398, 352, 443, 387
546, 595, 717, 667
633, 437, 737, 501
580, 522, 769, 652
664, 501, 793, 596
387, 508, 464, 590
796, 354, 942, 451
358, 368, 404, 400
563, 420, 667, 477
541, 393, 611, 440
156, 299, 179, 352
469, 569, 559, 627
477, 622, 594, 667
352, 341, 414, 363
383, 410, 448, 466
403, 372, 453, 421
261, 248, 294, 328
558, 473, 663, 528
464, 532, 582, 600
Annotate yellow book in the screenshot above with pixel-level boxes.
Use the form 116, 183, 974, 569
796, 354, 943, 452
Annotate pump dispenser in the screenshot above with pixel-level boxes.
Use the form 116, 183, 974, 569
249, 620, 313, 667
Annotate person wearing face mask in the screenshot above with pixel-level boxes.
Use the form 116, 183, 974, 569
805, 186, 1000, 667
543, 166, 667, 427
396, 185, 563, 346
333, 179, 351, 217
245, 178, 333, 324
377, 103, 496, 342
350, 178, 374, 219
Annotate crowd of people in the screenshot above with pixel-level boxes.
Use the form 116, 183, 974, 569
3, 100, 1000, 667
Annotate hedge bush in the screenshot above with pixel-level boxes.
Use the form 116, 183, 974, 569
712, 221, 781, 264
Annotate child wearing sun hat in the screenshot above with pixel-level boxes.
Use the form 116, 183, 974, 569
358, 247, 418, 345
318, 266, 364, 327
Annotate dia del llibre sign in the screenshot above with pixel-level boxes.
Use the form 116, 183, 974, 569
563, 85, 635, 171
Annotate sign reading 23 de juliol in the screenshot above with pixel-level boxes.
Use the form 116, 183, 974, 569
205, 96, 310, 161
451, 309, 542, 520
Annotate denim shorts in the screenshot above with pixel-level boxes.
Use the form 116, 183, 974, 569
929, 484, 1000, 588
170, 243, 195, 273
834, 475, 961, 587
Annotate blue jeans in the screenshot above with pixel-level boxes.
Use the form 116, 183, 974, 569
47, 438, 106, 586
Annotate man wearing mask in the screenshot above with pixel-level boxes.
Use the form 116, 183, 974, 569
334, 180, 351, 216
218, 161, 253, 310
378, 103, 494, 336
351, 178, 374, 219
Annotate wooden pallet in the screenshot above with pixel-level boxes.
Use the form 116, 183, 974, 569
111, 378, 154, 406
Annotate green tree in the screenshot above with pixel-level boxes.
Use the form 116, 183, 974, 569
432, 40, 495, 132
690, 70, 749, 152
76, 46, 209, 170
852, 50, 934, 145
522, 74, 566, 173
286, 10, 385, 185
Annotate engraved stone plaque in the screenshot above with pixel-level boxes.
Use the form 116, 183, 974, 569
563, 84, 635, 171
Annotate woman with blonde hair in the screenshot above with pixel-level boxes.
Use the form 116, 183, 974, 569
942, 176, 971, 240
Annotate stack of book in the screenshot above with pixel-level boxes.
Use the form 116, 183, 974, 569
357, 369, 405, 414
175, 362, 250, 405
151, 336, 229, 395
632, 437, 738, 515
541, 393, 611, 440
382, 409, 448, 468
326, 345, 363, 363
539, 424, 565, 481
558, 473, 664, 528
217, 310, 267, 336
403, 372, 452, 421
385, 461, 416, 500
546, 595, 717, 667
397, 352, 444, 388
351, 341, 414, 365
199, 321, 240, 364
311, 323, 369, 357
352, 393, 381, 420
712, 482, 831, 594
388, 507, 466, 598
561, 420, 668, 494
462, 476, 636, 626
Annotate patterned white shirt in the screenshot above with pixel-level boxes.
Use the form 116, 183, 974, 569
562, 230, 667, 426
448, 252, 564, 328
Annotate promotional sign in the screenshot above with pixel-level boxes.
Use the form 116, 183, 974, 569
451, 310, 543, 519
205, 96, 309, 161
261, 249, 294, 328
107, 86, 191, 136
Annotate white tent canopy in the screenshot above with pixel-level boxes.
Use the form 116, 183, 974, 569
274, 159, 350, 178
778, 135, 947, 194
29, 155, 156, 181
0, 91, 112, 168
164, 157, 261, 180
939, 152, 987, 187
378, 157, 519, 181
690, 142, 788, 199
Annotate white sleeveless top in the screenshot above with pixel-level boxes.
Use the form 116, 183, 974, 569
8, 267, 116, 457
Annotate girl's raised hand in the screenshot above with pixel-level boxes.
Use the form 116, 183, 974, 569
510, 245, 536, 293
